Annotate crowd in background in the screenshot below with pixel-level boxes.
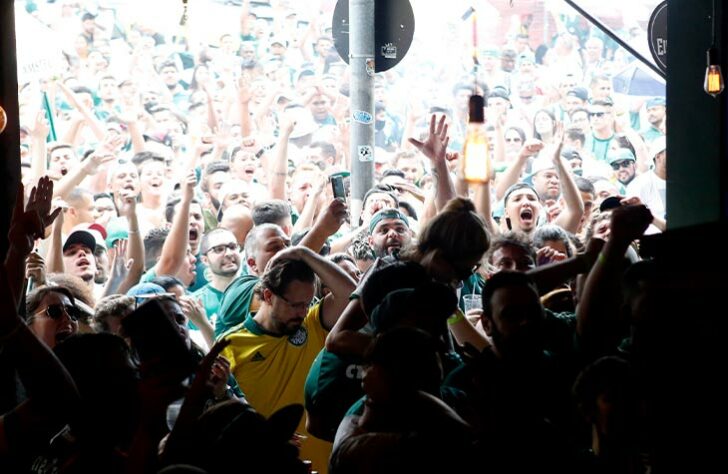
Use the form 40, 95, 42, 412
1, 0, 673, 473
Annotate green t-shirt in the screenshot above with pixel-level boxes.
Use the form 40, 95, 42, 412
586, 134, 614, 162
191, 284, 224, 330
215, 274, 259, 338
304, 349, 365, 441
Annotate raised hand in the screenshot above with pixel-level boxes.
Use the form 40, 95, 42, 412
609, 204, 653, 243
29, 110, 51, 141
408, 114, 450, 163
26, 250, 47, 286
519, 138, 544, 158
182, 169, 197, 202
315, 198, 349, 237
118, 190, 137, 218
108, 239, 133, 283
9, 178, 61, 257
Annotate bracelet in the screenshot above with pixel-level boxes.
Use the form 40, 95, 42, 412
274, 171, 287, 177
128, 229, 139, 234
0, 322, 24, 343
447, 311, 465, 326
597, 252, 607, 265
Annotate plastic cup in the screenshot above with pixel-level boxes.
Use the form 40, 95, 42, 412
462, 294, 482, 313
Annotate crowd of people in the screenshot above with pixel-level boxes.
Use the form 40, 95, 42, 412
2, 0, 674, 473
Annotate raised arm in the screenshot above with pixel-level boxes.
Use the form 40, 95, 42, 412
56, 80, 106, 141
156, 170, 195, 276
53, 134, 122, 199
494, 139, 543, 200
552, 128, 585, 233
299, 198, 348, 255
268, 114, 295, 200
408, 115, 456, 211
5, 178, 61, 307
28, 111, 51, 183
576, 205, 652, 350
273, 246, 356, 331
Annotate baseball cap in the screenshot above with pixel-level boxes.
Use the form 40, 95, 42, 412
369, 283, 458, 333
649, 136, 666, 159
481, 46, 500, 58
529, 155, 556, 177
269, 37, 287, 48
590, 97, 614, 107
566, 87, 589, 102
126, 282, 168, 304
85, 223, 108, 251
646, 96, 666, 108
518, 51, 535, 66
607, 148, 636, 165
63, 229, 96, 254
488, 86, 510, 102
369, 208, 410, 235
560, 146, 582, 161
105, 217, 130, 248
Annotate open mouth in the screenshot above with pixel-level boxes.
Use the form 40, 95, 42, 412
189, 229, 199, 242
77, 258, 90, 267
123, 183, 136, 191
60, 168, 68, 176
520, 208, 534, 223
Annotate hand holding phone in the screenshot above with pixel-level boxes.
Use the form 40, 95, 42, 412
331, 175, 346, 200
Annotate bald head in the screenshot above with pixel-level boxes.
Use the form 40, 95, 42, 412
220, 204, 254, 246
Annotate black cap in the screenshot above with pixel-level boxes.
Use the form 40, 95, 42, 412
468, 95, 485, 123
599, 195, 623, 212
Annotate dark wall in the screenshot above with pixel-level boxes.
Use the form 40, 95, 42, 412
0, 0, 20, 260
667, 0, 726, 227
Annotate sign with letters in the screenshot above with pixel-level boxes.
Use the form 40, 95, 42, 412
648, 1, 667, 74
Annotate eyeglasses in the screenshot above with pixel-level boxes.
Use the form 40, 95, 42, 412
589, 112, 607, 118
34, 304, 80, 322
206, 243, 238, 255
610, 160, 633, 170
274, 292, 311, 312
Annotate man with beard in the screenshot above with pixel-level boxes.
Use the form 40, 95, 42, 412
193, 229, 241, 326
367, 208, 412, 258
641, 96, 666, 143
222, 247, 356, 473
607, 148, 637, 190
445, 271, 576, 473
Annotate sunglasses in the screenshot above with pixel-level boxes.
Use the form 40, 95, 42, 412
206, 242, 238, 255
35, 304, 80, 322
589, 112, 607, 118
610, 160, 634, 170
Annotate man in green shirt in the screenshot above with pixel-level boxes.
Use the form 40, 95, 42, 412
584, 98, 615, 162
192, 228, 241, 328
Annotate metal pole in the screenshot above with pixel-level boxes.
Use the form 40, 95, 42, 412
349, 0, 375, 225
562, 0, 667, 79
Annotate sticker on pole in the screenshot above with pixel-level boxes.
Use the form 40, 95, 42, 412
332, 0, 415, 72
358, 145, 373, 162
352, 110, 373, 124
366, 58, 375, 76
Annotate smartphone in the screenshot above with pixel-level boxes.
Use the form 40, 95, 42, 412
331, 175, 346, 200
121, 299, 197, 380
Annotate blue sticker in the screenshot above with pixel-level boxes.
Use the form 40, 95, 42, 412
352, 110, 373, 124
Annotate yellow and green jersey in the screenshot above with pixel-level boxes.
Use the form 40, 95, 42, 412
222, 302, 332, 472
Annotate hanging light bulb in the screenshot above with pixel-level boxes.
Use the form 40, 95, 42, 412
461, 94, 490, 184
0, 104, 7, 135
705, 0, 724, 97
704, 47, 724, 97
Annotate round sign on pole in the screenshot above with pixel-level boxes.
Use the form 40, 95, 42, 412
648, 1, 667, 74
332, 0, 415, 72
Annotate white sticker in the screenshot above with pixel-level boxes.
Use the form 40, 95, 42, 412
358, 145, 373, 162
381, 43, 397, 59
352, 110, 373, 124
